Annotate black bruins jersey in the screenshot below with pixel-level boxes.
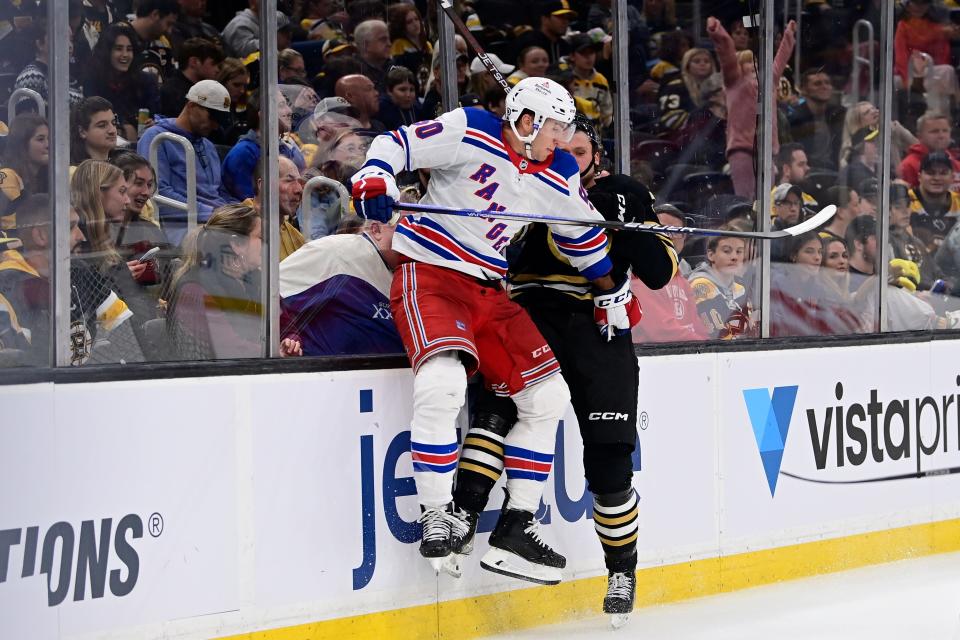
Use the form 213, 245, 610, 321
509, 173, 678, 310
657, 70, 695, 133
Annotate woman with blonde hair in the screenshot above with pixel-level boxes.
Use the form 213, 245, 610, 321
71, 159, 159, 355
71, 159, 130, 272
838, 100, 915, 170
681, 47, 717, 107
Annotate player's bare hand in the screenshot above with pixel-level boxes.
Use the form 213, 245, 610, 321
280, 338, 303, 357
706, 17, 720, 33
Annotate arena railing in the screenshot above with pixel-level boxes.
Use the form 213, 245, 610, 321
147, 131, 199, 236
852, 19, 876, 108
301, 175, 350, 238
6, 87, 44, 121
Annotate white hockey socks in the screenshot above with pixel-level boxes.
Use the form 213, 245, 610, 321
503, 374, 570, 512
411, 352, 467, 507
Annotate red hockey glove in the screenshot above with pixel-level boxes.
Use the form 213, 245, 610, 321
351, 174, 399, 223
593, 276, 642, 341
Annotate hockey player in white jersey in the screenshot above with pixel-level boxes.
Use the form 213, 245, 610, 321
350, 77, 641, 584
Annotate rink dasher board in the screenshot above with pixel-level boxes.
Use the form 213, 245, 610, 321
2, 342, 960, 640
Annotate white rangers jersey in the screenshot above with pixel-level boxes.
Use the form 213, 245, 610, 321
352, 107, 612, 281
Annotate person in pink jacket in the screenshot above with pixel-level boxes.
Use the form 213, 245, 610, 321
707, 17, 795, 200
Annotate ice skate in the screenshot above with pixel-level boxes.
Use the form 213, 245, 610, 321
451, 507, 479, 555
418, 505, 453, 573
603, 570, 636, 629
440, 505, 476, 578
480, 507, 565, 585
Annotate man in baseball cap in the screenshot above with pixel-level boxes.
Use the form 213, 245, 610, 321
542, 0, 578, 18
136, 78, 232, 245
907, 149, 960, 252
770, 183, 805, 261
184, 78, 233, 130
512, 0, 577, 64
772, 183, 805, 226
322, 38, 356, 60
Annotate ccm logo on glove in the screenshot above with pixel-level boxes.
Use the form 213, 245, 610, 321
593, 276, 642, 341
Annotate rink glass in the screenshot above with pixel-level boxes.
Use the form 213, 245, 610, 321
0, 0, 944, 373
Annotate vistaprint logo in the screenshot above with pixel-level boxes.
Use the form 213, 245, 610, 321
742, 385, 798, 496
742, 380, 960, 496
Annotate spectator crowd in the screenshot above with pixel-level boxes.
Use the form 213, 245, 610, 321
1, 0, 960, 366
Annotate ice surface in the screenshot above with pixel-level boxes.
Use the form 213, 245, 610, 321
490, 552, 960, 639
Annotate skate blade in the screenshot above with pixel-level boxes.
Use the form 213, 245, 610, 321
479, 548, 562, 586
441, 553, 463, 578
427, 556, 446, 574
609, 613, 630, 630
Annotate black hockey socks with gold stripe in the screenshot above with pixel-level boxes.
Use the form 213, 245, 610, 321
453, 405, 514, 513
593, 488, 639, 572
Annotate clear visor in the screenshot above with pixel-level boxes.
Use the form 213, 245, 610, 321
537, 117, 577, 143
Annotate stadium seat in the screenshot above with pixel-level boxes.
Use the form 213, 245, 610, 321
682, 172, 734, 215
292, 41, 327, 80
660, 163, 711, 200
215, 145, 232, 162
803, 170, 838, 204
0, 72, 16, 126
632, 139, 679, 175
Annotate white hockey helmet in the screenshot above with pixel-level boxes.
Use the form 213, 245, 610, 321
503, 76, 577, 158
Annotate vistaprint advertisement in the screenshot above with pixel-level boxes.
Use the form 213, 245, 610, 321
2, 343, 959, 639
720, 341, 960, 549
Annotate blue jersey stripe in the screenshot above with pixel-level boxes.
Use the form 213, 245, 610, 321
411, 441, 459, 454
503, 445, 555, 462
464, 107, 504, 137
362, 158, 395, 175
504, 469, 550, 481
534, 172, 569, 196
415, 217, 509, 269
396, 225, 462, 261
579, 255, 613, 281
413, 461, 458, 473
398, 126, 411, 171
552, 227, 604, 244
557, 245, 608, 258
462, 137, 510, 162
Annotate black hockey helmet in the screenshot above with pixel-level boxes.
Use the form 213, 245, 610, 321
573, 113, 601, 153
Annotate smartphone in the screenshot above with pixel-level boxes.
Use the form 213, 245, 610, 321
137, 247, 160, 263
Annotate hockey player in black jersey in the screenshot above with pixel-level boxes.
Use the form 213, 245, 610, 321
451, 117, 678, 625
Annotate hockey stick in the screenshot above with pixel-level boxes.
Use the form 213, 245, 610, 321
780, 464, 960, 485
393, 202, 837, 240
438, 0, 512, 93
